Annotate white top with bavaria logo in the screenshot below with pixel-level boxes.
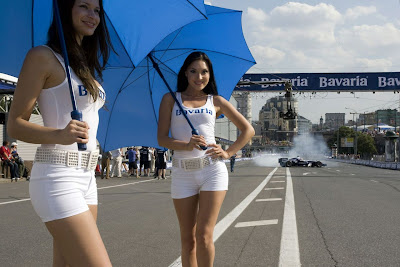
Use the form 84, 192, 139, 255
170, 92, 216, 159
36, 46, 105, 152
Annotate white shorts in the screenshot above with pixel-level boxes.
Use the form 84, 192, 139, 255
171, 161, 228, 199
29, 163, 98, 222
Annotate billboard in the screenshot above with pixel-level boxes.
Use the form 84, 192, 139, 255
341, 137, 354, 148
237, 72, 400, 92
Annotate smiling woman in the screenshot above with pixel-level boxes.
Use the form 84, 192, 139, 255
6, 0, 113, 266
158, 51, 255, 266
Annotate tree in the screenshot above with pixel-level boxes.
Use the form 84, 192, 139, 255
357, 133, 377, 159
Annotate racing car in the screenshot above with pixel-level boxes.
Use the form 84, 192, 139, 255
278, 157, 325, 167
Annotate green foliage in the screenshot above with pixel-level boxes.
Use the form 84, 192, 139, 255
357, 133, 377, 157
326, 127, 377, 157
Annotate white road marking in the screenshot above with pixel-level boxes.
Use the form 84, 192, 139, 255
235, 219, 278, 228
168, 168, 278, 267
97, 179, 154, 190
336, 170, 341, 172
303, 172, 310, 176
256, 198, 282, 202
265, 187, 285, 190
370, 180, 378, 183
0, 198, 30, 206
271, 181, 285, 183
0, 179, 155, 206
279, 168, 300, 266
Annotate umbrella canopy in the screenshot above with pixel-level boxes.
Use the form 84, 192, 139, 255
0, 0, 207, 78
99, 5, 256, 151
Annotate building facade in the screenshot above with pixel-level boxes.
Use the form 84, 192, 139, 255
259, 96, 298, 142
325, 113, 345, 129
297, 115, 312, 134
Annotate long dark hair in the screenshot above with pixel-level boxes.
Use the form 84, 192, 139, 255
47, 0, 113, 101
177, 51, 218, 95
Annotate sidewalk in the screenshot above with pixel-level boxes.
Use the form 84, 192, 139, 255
0, 177, 28, 183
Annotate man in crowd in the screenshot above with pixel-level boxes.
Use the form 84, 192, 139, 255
0, 141, 19, 181
127, 147, 139, 178
139, 146, 150, 177
10, 142, 26, 179
156, 148, 167, 180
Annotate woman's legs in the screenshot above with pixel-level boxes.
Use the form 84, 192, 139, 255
196, 191, 226, 267
46, 205, 111, 267
173, 195, 199, 267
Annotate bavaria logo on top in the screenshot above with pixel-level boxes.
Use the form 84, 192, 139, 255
176, 108, 213, 116
319, 76, 368, 88
260, 76, 308, 88
378, 77, 400, 87
78, 85, 106, 101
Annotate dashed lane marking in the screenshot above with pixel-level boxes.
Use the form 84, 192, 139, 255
235, 220, 278, 228
265, 187, 285, 190
256, 198, 282, 202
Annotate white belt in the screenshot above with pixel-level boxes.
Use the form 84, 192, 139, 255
34, 148, 99, 171
172, 156, 219, 171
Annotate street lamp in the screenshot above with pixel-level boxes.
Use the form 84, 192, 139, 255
328, 118, 340, 155
345, 107, 360, 156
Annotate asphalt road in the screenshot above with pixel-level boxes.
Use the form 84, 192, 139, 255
0, 160, 399, 267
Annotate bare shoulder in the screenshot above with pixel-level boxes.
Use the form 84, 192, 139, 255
162, 92, 175, 104
24, 46, 58, 73
213, 95, 230, 106
26, 46, 54, 63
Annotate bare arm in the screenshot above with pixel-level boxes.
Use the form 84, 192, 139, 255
157, 93, 207, 151
206, 96, 255, 159
7, 47, 89, 145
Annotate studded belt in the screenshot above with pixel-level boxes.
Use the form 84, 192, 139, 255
34, 148, 99, 171
172, 156, 219, 171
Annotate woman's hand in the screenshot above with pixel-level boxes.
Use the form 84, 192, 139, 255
58, 120, 90, 145
186, 134, 207, 151
205, 143, 230, 159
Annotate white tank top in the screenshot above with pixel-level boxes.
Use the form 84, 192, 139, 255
37, 46, 105, 152
170, 92, 216, 158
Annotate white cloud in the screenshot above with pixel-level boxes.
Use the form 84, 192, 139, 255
339, 23, 400, 48
355, 58, 393, 71
250, 45, 285, 65
204, 1, 212, 5
345, 6, 377, 20
242, 2, 399, 74
247, 7, 268, 23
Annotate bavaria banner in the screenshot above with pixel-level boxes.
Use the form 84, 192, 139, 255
237, 72, 400, 92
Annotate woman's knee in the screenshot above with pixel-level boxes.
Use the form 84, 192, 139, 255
181, 232, 196, 249
196, 226, 213, 247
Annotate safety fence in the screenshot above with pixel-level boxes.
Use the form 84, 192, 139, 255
334, 159, 400, 171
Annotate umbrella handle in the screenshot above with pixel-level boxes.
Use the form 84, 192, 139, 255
191, 129, 207, 150
71, 110, 87, 151
54, 0, 86, 151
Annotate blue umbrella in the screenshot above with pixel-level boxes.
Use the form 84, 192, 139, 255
98, 5, 256, 151
0, 0, 207, 77
0, 0, 206, 149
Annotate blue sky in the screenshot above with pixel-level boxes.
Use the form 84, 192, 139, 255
206, 0, 400, 123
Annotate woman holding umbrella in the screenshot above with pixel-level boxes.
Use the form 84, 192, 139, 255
158, 51, 255, 266
7, 0, 113, 266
